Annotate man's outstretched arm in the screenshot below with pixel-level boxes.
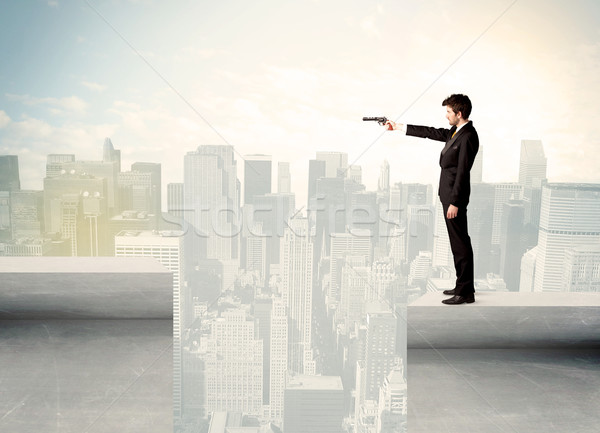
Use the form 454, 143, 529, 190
385, 120, 450, 142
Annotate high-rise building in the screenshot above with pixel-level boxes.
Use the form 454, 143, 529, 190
283, 375, 344, 433
131, 162, 162, 216
562, 245, 600, 293
167, 183, 184, 218
244, 154, 271, 205
406, 204, 434, 262
329, 231, 372, 302
269, 297, 288, 421
114, 230, 184, 418
534, 183, 600, 292
364, 303, 397, 401
186, 308, 263, 416
339, 255, 370, 325
432, 200, 452, 268
251, 192, 296, 277
184, 145, 239, 262
518, 140, 547, 188
378, 160, 390, 192
307, 159, 326, 205
45, 154, 75, 178
499, 200, 526, 291
0, 155, 21, 191
278, 161, 291, 194
409, 251, 432, 285
376, 363, 407, 433
118, 170, 153, 213
280, 218, 313, 374
0, 191, 10, 242
469, 183, 495, 277
43, 171, 107, 235
10, 190, 44, 238
316, 151, 348, 178
491, 183, 523, 246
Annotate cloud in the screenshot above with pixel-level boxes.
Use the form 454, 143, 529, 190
47, 1, 59, 8
5, 93, 88, 114
0, 110, 10, 128
81, 81, 108, 92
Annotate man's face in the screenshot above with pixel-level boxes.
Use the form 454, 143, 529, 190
445, 106, 461, 126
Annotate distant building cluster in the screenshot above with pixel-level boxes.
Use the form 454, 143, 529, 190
2, 136, 599, 433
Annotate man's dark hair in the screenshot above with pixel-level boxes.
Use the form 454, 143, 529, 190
442, 94, 472, 119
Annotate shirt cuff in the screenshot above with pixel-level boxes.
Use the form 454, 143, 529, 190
399, 123, 407, 134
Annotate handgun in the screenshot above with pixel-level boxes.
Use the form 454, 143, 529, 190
362, 116, 388, 125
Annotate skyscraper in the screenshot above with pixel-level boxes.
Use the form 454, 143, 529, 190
131, 162, 162, 217
46, 154, 75, 178
316, 151, 348, 178
0, 155, 21, 191
364, 304, 397, 401
499, 200, 526, 291
283, 375, 344, 433
280, 217, 313, 374
307, 159, 326, 206
184, 145, 239, 261
534, 183, 600, 292
244, 154, 271, 205
518, 140, 547, 188
278, 161, 291, 194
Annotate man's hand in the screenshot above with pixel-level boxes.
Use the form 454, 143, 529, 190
447, 204, 458, 219
385, 120, 403, 131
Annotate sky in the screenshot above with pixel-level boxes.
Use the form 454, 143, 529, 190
1, 0, 600, 208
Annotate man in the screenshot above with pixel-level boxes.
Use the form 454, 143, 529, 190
386, 94, 479, 304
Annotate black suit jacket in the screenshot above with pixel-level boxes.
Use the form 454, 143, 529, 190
406, 121, 479, 207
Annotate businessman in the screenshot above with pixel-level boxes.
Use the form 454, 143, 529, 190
386, 94, 479, 304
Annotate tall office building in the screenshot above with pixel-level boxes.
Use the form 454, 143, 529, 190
283, 375, 344, 433
118, 170, 153, 213
469, 183, 495, 277
246, 222, 267, 281
329, 231, 373, 302
43, 171, 107, 235
0, 191, 10, 241
103, 137, 121, 172
0, 155, 21, 191
378, 160, 390, 192
280, 218, 313, 375
364, 304, 397, 401
307, 159, 326, 205
131, 162, 162, 216
316, 151, 348, 178
114, 230, 184, 418
376, 364, 407, 433
432, 200, 452, 267
534, 183, 600, 292
188, 308, 263, 415
518, 140, 547, 188
244, 154, 271, 205
406, 204, 434, 262
499, 200, 526, 291
269, 297, 288, 421
167, 183, 184, 218
491, 183, 523, 246
339, 255, 370, 325
252, 192, 296, 276
278, 161, 291, 194
10, 190, 44, 237
562, 245, 600, 293
371, 257, 395, 305
184, 145, 239, 261
46, 154, 75, 178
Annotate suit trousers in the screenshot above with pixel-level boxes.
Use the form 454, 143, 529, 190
442, 203, 475, 296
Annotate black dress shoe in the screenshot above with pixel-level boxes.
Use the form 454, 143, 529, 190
443, 288, 457, 295
442, 294, 475, 305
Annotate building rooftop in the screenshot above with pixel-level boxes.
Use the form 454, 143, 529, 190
286, 374, 343, 391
